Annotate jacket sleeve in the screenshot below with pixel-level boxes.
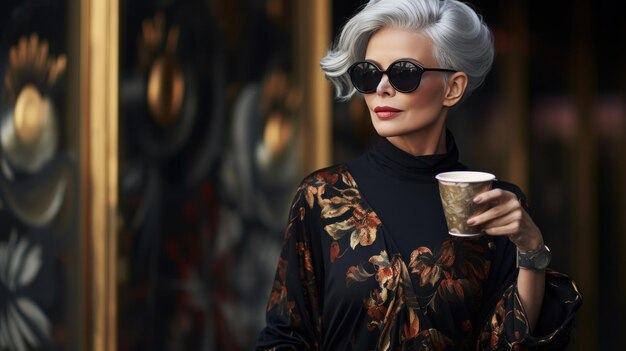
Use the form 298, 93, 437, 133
255, 185, 324, 351
478, 269, 581, 350
477, 182, 583, 350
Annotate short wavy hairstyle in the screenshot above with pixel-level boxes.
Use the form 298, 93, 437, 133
320, 0, 494, 101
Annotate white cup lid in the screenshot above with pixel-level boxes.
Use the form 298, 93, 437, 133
435, 171, 495, 183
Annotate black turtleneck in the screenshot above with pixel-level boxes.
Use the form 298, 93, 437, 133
346, 131, 468, 258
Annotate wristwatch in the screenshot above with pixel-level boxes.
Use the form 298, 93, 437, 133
516, 244, 551, 271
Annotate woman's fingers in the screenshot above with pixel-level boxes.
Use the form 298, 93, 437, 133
472, 188, 506, 204
467, 191, 519, 226
469, 189, 544, 249
483, 209, 523, 229
484, 218, 522, 236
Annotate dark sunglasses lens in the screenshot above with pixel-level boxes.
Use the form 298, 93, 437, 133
388, 61, 422, 92
350, 62, 381, 93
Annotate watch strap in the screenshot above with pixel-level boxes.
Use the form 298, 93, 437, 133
516, 244, 551, 271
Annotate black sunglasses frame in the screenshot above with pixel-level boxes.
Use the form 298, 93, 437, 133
348, 59, 457, 94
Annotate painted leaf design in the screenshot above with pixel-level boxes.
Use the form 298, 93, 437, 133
8, 302, 37, 347
491, 299, 506, 329
319, 195, 354, 219
19, 246, 42, 287
460, 240, 489, 287
268, 257, 289, 312
438, 278, 470, 303
15, 298, 50, 338
296, 242, 314, 273
426, 328, 454, 350
437, 240, 455, 268
8, 239, 28, 289
341, 172, 357, 188
330, 241, 340, 263
425, 265, 442, 287
369, 251, 390, 268
6, 309, 25, 351
403, 308, 420, 340
364, 289, 388, 320
324, 218, 355, 241
375, 266, 394, 290
491, 333, 500, 349
339, 187, 360, 202
408, 247, 441, 286
409, 247, 433, 271
305, 186, 316, 209
348, 226, 375, 249
346, 264, 374, 287
277, 256, 287, 281
349, 228, 361, 249
0, 231, 49, 350
315, 170, 339, 186
359, 228, 377, 246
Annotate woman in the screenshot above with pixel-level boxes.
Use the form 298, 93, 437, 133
256, 0, 581, 349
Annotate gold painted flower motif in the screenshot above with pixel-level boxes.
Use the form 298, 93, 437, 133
4, 33, 66, 104
0, 33, 72, 228
138, 12, 184, 127
2, 33, 66, 174
258, 69, 302, 161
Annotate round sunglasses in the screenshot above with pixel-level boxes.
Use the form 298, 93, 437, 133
348, 60, 457, 94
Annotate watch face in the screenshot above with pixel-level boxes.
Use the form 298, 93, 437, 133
534, 252, 551, 270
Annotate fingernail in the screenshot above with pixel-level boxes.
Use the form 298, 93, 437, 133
467, 219, 476, 225
473, 196, 482, 203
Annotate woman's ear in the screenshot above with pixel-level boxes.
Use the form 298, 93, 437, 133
443, 72, 468, 107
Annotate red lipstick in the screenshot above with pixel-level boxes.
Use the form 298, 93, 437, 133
374, 106, 402, 120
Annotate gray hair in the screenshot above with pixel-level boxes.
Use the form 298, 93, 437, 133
320, 0, 494, 100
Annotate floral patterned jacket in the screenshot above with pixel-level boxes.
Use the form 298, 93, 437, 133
256, 165, 582, 350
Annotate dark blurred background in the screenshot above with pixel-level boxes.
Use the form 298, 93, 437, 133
0, 0, 623, 350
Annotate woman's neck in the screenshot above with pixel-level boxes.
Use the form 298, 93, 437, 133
386, 125, 447, 156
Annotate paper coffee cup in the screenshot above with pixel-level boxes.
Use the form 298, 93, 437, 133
436, 171, 495, 237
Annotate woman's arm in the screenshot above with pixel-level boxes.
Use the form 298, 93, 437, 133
256, 187, 323, 350
467, 188, 545, 332
516, 265, 545, 332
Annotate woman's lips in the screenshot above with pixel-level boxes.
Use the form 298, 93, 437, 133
374, 106, 402, 119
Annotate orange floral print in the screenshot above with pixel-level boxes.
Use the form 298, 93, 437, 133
346, 250, 424, 350
407, 238, 492, 312
266, 257, 301, 326
301, 167, 381, 254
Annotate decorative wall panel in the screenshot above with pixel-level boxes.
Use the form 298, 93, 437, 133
117, 1, 321, 349
0, 0, 81, 350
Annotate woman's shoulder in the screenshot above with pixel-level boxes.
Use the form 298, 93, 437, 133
297, 163, 355, 189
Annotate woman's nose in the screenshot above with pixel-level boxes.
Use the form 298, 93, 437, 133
376, 74, 395, 96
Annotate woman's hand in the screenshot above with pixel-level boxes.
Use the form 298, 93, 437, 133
467, 188, 543, 252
